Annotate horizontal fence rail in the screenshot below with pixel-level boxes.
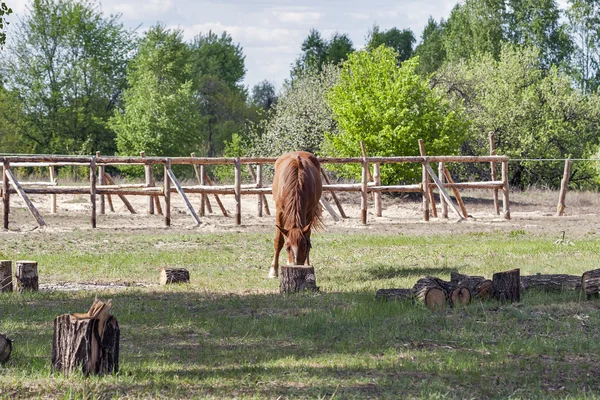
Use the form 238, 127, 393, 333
0, 152, 511, 229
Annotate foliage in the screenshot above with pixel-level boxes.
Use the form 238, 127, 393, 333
251, 80, 277, 111
325, 46, 469, 185
0, 0, 134, 155
414, 17, 446, 76
434, 45, 600, 189
249, 64, 339, 157
366, 24, 416, 64
0, 84, 27, 153
567, 0, 600, 93
110, 25, 204, 162
0, 1, 12, 48
291, 29, 354, 77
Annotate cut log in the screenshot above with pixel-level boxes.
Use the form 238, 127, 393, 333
450, 271, 493, 300
413, 277, 456, 310
280, 265, 319, 294
160, 268, 190, 285
0, 333, 12, 364
451, 287, 472, 306
0, 260, 12, 292
520, 274, 581, 292
492, 268, 520, 303
51, 299, 119, 376
581, 269, 600, 300
375, 288, 414, 301
15, 260, 38, 292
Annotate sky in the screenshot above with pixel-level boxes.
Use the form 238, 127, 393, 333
3, 0, 565, 91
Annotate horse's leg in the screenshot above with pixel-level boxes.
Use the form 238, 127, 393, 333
305, 229, 312, 266
269, 228, 284, 278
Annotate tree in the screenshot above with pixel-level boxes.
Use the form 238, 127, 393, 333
251, 80, 277, 111
0, 1, 12, 48
567, 0, 600, 93
291, 29, 354, 77
326, 47, 469, 185
0, 84, 27, 153
414, 17, 447, 76
189, 30, 250, 157
249, 64, 340, 157
366, 25, 416, 63
1, 0, 134, 155
110, 25, 204, 158
434, 45, 600, 188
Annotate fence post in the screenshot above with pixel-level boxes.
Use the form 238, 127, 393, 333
501, 160, 511, 220
556, 159, 571, 217
90, 156, 97, 228
373, 162, 382, 217
49, 165, 57, 214
421, 159, 430, 222
256, 164, 263, 217
489, 133, 500, 215
96, 152, 105, 215
164, 159, 171, 227
2, 160, 9, 229
141, 151, 154, 215
439, 162, 448, 218
361, 158, 369, 224
234, 157, 241, 225
419, 139, 437, 218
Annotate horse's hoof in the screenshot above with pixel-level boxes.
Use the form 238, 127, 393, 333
268, 268, 278, 279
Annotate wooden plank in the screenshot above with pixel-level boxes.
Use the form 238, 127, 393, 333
141, 151, 154, 215
102, 174, 136, 214
319, 198, 340, 222
166, 167, 202, 226
419, 139, 437, 218
439, 162, 448, 218
164, 160, 171, 227
3, 161, 9, 229
234, 157, 241, 225
90, 157, 97, 228
424, 163, 463, 220
4, 168, 47, 227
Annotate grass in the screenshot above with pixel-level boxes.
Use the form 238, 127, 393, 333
1, 229, 600, 399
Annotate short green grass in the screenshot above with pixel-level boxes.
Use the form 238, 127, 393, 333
1, 229, 600, 399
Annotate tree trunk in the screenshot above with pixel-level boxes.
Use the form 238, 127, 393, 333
0, 333, 12, 364
160, 268, 190, 285
581, 269, 600, 300
520, 274, 581, 292
51, 299, 119, 376
375, 288, 414, 301
280, 265, 319, 294
0, 260, 12, 292
15, 260, 38, 292
492, 269, 520, 303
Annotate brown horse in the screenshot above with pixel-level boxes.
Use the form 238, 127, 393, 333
269, 151, 323, 278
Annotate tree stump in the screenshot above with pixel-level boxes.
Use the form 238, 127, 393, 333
0, 333, 12, 364
375, 288, 414, 301
521, 274, 581, 292
51, 299, 119, 376
492, 268, 520, 303
581, 269, 600, 300
280, 265, 319, 294
160, 268, 190, 285
15, 260, 38, 292
0, 260, 12, 292
450, 271, 492, 300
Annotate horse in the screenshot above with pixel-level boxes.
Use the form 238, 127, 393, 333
269, 151, 323, 278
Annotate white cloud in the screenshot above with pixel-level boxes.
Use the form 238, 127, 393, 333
106, 0, 175, 20
271, 10, 322, 24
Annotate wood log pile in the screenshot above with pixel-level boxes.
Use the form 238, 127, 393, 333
377, 268, 600, 310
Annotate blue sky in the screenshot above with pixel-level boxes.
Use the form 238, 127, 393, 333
5, 0, 568, 91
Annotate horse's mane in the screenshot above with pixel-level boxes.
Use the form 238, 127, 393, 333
279, 156, 323, 231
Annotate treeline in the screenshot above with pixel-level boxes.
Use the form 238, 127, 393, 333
1, 0, 600, 188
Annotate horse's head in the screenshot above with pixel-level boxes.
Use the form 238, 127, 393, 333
277, 224, 312, 265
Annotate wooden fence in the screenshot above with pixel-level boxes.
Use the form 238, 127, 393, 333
0, 152, 510, 229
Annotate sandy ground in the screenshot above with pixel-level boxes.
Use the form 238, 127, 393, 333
2, 186, 599, 238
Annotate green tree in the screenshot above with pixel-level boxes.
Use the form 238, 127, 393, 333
366, 25, 416, 63
414, 17, 447, 76
1, 0, 134, 155
251, 80, 277, 111
110, 25, 204, 158
567, 0, 600, 93
0, 1, 12, 48
435, 45, 600, 188
326, 46, 469, 185
0, 84, 27, 153
249, 64, 339, 157
292, 29, 354, 77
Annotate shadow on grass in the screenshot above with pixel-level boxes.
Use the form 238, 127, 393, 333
1, 289, 599, 398
365, 264, 457, 280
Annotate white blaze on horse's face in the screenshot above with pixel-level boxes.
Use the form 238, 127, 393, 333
284, 227, 309, 265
